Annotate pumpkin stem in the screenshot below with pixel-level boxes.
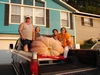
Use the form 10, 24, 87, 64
48, 46, 52, 51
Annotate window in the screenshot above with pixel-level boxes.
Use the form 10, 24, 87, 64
24, 0, 33, 5
35, 0, 45, 7
10, 5, 45, 25
10, 0, 45, 25
24, 7, 33, 23
84, 18, 90, 24
35, 8, 44, 25
61, 12, 69, 27
81, 17, 93, 26
11, 0, 21, 4
11, 5, 21, 23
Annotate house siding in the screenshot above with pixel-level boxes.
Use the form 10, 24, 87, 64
45, 0, 68, 10
75, 15, 100, 44
49, 10, 60, 31
0, 0, 75, 35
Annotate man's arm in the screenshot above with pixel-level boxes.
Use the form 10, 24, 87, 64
32, 25, 35, 41
18, 23, 26, 40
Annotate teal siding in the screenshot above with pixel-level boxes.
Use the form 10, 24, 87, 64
0, 25, 19, 34
45, 0, 68, 11
40, 9, 75, 36
0, 4, 5, 33
38, 10, 61, 35
37, 26, 50, 35
0, 4, 4, 20
0, 4, 19, 34
49, 10, 61, 33
0, 0, 75, 36
37, 10, 75, 36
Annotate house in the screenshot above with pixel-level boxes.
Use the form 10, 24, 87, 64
74, 12, 100, 44
0, 0, 78, 49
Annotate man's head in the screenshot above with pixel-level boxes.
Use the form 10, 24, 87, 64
25, 15, 31, 22
52, 29, 58, 36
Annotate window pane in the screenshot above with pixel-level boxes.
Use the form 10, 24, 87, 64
30, 16, 33, 24
84, 18, 90, 22
61, 12, 68, 20
24, 7, 33, 23
11, 5, 21, 15
62, 20, 68, 27
35, 8, 44, 17
84, 18, 91, 25
35, 8, 44, 25
24, 0, 33, 5
24, 7, 33, 16
35, 1, 44, 7
35, 17, 44, 25
11, 15, 20, 23
11, 0, 21, 4
11, 5, 21, 23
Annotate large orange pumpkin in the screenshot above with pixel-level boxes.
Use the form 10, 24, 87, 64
30, 36, 64, 56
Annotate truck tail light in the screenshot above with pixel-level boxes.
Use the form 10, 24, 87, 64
30, 60, 38, 75
30, 52, 38, 75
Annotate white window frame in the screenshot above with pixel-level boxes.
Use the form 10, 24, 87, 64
10, 0, 35, 6
34, 8, 45, 25
9, 0, 46, 26
60, 11, 70, 28
10, 5, 21, 24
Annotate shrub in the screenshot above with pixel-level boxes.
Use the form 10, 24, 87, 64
80, 38, 96, 49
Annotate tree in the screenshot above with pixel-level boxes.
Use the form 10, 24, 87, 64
63, 0, 100, 15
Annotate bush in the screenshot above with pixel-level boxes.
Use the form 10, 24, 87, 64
80, 38, 96, 49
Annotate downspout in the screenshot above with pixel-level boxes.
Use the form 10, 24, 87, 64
73, 12, 77, 48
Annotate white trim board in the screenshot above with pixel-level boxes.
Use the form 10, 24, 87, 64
0, 37, 19, 40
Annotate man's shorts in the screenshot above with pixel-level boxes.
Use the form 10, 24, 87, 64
20, 39, 32, 51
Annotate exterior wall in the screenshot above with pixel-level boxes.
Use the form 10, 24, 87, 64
45, 0, 68, 10
0, 3, 5, 33
0, 0, 75, 35
75, 15, 100, 44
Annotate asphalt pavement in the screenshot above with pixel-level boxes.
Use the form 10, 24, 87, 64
0, 64, 16, 75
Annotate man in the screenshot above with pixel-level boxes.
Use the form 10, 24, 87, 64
52, 29, 58, 40
18, 15, 35, 52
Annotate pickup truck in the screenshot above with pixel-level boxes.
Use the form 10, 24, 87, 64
9, 38, 100, 75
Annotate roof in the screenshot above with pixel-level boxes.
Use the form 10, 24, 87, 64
75, 12, 100, 18
38, 0, 100, 18
53, 0, 79, 12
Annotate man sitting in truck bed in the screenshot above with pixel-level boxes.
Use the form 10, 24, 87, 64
18, 15, 35, 52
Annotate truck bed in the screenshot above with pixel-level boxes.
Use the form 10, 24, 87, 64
10, 47, 100, 75
39, 63, 96, 75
